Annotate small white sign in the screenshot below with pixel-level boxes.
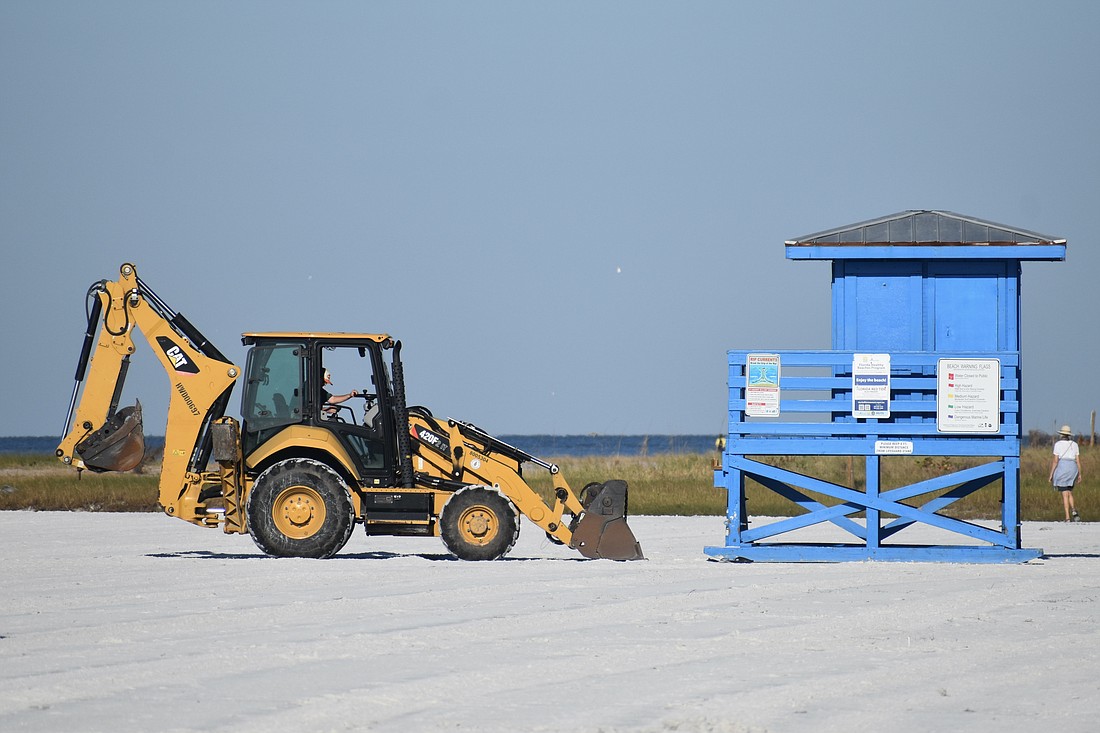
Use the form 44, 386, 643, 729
875, 440, 914, 455
937, 358, 1000, 433
745, 353, 780, 417
853, 353, 890, 418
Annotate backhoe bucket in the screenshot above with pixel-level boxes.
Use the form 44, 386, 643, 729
75, 402, 146, 473
569, 479, 644, 561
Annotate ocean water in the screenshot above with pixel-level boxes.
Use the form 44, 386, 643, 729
499, 434, 718, 457
3, 434, 717, 457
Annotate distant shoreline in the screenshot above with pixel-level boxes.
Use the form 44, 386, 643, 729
2, 434, 721, 457
6, 431, 1065, 456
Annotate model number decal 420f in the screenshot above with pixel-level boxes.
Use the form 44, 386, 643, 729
413, 425, 450, 456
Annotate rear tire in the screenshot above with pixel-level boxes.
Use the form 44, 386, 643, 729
247, 458, 355, 558
440, 486, 520, 561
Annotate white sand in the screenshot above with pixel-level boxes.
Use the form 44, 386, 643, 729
1, 512, 1097, 732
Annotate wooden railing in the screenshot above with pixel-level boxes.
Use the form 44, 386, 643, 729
724, 350, 1020, 455
707, 350, 1040, 563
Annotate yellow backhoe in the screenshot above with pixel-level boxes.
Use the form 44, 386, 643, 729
57, 263, 643, 561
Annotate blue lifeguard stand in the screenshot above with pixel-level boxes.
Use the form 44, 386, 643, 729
707, 210, 1066, 563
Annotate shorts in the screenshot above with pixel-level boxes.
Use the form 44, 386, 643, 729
1054, 485, 1075, 492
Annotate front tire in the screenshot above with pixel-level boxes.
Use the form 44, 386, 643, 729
247, 458, 355, 558
440, 486, 520, 561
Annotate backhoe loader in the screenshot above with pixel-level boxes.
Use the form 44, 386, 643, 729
57, 263, 643, 561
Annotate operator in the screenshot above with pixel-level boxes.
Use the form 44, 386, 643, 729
322, 369, 358, 417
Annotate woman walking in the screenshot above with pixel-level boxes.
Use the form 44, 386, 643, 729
1049, 425, 1083, 522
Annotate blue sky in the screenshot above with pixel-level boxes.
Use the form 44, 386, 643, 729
2, 1, 1098, 437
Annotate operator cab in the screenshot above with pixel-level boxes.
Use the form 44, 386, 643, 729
240, 333, 397, 479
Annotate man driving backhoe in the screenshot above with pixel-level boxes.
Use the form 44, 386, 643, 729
321, 368, 358, 418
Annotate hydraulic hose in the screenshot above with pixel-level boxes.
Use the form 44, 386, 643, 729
60, 285, 105, 440
135, 274, 230, 363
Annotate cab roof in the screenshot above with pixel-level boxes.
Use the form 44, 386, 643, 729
242, 332, 393, 345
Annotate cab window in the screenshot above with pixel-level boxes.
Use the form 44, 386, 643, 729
241, 344, 304, 453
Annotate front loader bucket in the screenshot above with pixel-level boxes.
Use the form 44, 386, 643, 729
569, 480, 644, 561
75, 402, 146, 473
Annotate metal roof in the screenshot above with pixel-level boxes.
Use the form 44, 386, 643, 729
241, 332, 393, 343
785, 210, 1065, 246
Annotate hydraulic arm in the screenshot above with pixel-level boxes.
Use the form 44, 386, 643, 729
407, 414, 644, 560
57, 263, 240, 525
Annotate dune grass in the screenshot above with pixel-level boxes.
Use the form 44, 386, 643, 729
514, 446, 1098, 522
0, 453, 160, 512
3, 446, 1094, 521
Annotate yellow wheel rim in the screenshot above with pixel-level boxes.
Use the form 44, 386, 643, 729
272, 485, 327, 539
457, 505, 499, 546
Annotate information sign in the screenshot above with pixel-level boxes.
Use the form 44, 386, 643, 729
875, 440, 914, 455
745, 353, 780, 417
853, 353, 890, 418
936, 358, 1000, 433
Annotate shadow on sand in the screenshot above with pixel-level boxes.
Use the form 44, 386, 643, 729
146, 549, 586, 562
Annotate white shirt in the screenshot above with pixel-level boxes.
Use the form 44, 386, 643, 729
1053, 439, 1079, 461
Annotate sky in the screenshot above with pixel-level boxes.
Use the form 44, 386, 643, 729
2, 1, 1098, 438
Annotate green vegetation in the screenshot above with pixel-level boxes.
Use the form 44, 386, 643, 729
3, 446, 1094, 521
0, 452, 160, 512
525, 452, 727, 515
534, 447, 1096, 521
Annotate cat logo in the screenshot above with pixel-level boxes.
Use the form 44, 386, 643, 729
156, 336, 200, 374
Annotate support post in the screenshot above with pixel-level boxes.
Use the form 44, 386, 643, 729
866, 454, 880, 551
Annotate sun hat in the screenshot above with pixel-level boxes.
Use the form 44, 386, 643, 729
1058, 425, 1072, 436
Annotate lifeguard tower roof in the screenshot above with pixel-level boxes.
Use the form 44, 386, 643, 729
785, 210, 1066, 260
